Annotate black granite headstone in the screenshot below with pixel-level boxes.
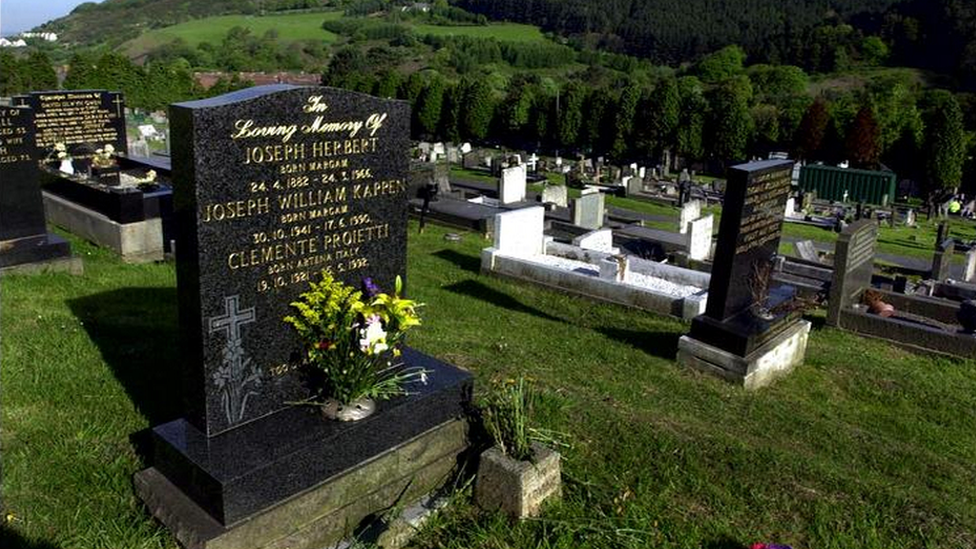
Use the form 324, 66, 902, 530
12, 89, 128, 161
690, 159, 795, 356
0, 105, 72, 269
172, 85, 410, 436
146, 85, 471, 527
826, 219, 878, 326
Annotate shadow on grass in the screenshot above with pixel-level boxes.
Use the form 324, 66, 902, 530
0, 525, 61, 549
444, 280, 564, 324
703, 535, 746, 549
432, 248, 481, 274
67, 288, 182, 429
596, 326, 681, 360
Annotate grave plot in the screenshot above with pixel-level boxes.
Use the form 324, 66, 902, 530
13, 90, 173, 262
134, 85, 473, 549
677, 160, 811, 389
481, 206, 710, 320
827, 219, 976, 359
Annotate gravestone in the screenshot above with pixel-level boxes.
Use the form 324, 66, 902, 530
625, 175, 644, 196
573, 228, 614, 253
499, 164, 527, 204
686, 214, 714, 261
12, 89, 128, 161
0, 105, 77, 273
677, 160, 810, 389
540, 184, 568, 208
794, 240, 821, 264
491, 206, 545, 257
965, 249, 976, 283
572, 191, 604, 230
826, 220, 878, 326
135, 85, 472, 549
679, 199, 701, 234
931, 238, 954, 282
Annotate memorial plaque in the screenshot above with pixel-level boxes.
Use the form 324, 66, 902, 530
0, 105, 74, 270
172, 85, 409, 436
12, 90, 128, 160
704, 160, 793, 321
826, 219, 877, 326
0, 105, 45, 241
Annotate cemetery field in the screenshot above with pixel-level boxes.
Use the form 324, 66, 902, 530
3, 224, 976, 548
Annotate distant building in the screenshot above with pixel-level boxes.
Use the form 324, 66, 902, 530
20, 32, 58, 42
0, 38, 28, 48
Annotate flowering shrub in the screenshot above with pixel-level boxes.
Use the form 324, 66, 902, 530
284, 271, 426, 406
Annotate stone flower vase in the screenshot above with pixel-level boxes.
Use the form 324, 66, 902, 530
474, 442, 561, 519
320, 397, 376, 421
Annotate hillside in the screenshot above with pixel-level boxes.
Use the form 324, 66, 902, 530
37, 0, 325, 46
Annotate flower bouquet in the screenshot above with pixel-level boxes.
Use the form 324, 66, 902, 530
91, 143, 120, 186
284, 272, 427, 421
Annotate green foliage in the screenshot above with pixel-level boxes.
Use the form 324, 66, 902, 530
695, 45, 747, 83
748, 64, 808, 100
460, 77, 494, 140
479, 376, 534, 460
416, 76, 446, 138
62, 51, 201, 110
610, 82, 641, 159
923, 90, 967, 190
555, 82, 586, 149
284, 272, 423, 405
707, 81, 753, 162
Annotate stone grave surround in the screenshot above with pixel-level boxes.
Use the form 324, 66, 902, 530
826, 219, 976, 358
0, 104, 78, 273
134, 85, 472, 549
481, 207, 710, 320
678, 160, 811, 389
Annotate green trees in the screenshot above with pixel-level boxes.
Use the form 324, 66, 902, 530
610, 82, 642, 159
696, 45, 746, 84
415, 76, 446, 138
554, 82, 586, 150
923, 90, 966, 190
460, 78, 494, 140
706, 81, 753, 162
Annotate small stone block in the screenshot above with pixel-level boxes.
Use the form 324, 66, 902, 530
474, 442, 561, 519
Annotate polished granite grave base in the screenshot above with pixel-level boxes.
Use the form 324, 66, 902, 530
136, 419, 467, 549
678, 319, 811, 389
138, 349, 472, 534
0, 233, 81, 274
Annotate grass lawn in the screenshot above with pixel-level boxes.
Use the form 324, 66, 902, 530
3, 223, 975, 548
409, 22, 547, 42
122, 11, 343, 56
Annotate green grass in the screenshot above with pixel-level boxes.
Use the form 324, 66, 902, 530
409, 22, 547, 42
122, 11, 343, 56
3, 223, 976, 548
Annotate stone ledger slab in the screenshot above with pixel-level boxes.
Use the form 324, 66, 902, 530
136, 417, 468, 549
677, 319, 811, 389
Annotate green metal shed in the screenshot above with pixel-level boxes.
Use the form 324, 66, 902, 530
798, 164, 897, 205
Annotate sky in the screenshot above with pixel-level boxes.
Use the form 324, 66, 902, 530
0, 0, 99, 35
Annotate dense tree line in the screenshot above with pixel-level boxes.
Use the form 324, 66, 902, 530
323, 46, 972, 192
455, 0, 976, 90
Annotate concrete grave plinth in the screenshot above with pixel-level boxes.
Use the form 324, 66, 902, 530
677, 319, 811, 389
43, 191, 164, 262
136, 418, 468, 549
